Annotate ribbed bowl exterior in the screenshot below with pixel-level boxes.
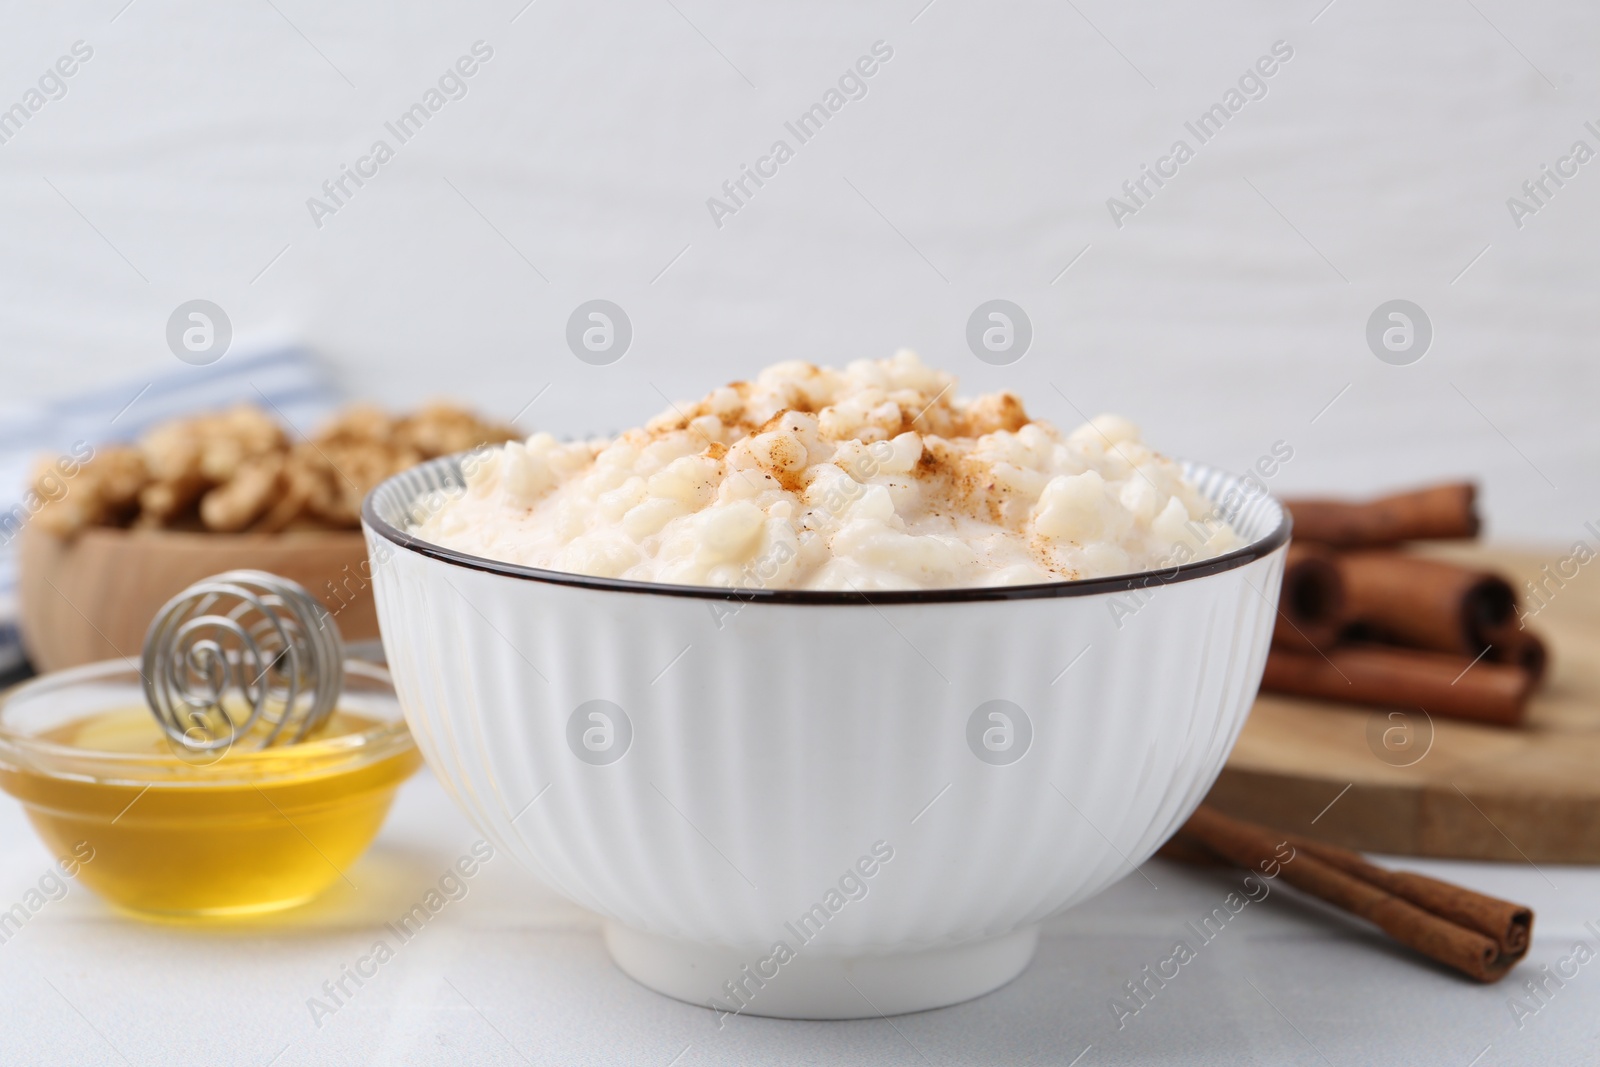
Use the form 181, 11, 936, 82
365, 459, 1286, 953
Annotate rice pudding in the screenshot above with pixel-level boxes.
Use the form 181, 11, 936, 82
414, 352, 1243, 590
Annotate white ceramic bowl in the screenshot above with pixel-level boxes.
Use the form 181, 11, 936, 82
363, 458, 1288, 1019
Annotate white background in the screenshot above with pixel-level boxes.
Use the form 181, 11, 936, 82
1, 0, 1597, 543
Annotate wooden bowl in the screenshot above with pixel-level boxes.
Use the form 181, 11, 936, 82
17, 526, 379, 673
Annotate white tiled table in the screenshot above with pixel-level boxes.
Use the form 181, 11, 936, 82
0, 767, 1593, 1066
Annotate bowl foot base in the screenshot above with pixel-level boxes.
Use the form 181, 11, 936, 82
603, 921, 1039, 1019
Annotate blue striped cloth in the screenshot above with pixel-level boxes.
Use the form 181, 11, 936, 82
0, 347, 343, 677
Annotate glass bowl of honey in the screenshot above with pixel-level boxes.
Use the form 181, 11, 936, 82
0, 658, 420, 920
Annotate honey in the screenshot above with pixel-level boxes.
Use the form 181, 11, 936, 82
0, 661, 419, 920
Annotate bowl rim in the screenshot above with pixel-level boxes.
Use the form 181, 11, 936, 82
0, 658, 415, 787
362, 452, 1292, 604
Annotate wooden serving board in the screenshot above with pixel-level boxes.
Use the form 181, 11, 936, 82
1206, 544, 1600, 863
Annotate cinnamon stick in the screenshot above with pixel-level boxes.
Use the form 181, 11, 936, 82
1166, 828, 1531, 958
1282, 833, 1532, 958
1177, 806, 1529, 982
1262, 644, 1533, 726
1154, 834, 1225, 867
1273, 543, 1346, 653
1482, 626, 1549, 683
1286, 483, 1479, 548
1336, 551, 1515, 657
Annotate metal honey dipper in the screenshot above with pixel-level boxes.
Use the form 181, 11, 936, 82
141, 570, 344, 752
